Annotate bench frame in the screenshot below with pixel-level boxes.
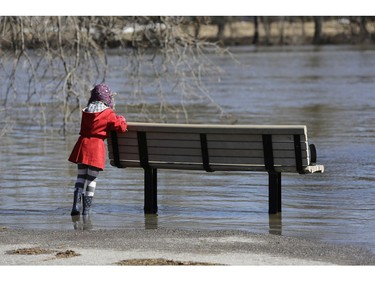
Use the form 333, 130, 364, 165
108, 122, 324, 214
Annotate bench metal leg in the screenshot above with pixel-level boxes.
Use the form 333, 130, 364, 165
268, 172, 282, 214
144, 168, 158, 214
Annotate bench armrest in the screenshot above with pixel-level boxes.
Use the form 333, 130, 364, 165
304, 164, 324, 174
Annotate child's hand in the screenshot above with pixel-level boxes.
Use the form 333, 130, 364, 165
117, 115, 126, 123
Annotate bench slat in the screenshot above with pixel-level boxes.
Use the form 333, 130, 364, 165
209, 149, 307, 158
126, 122, 307, 135
114, 131, 306, 142
146, 132, 200, 141
109, 152, 308, 166
148, 147, 202, 156
208, 141, 307, 150
207, 134, 306, 142
113, 138, 307, 151
109, 159, 310, 173
148, 147, 308, 159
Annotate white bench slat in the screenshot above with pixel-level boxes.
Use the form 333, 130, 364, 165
126, 122, 307, 135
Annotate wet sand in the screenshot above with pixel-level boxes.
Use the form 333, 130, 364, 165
1, 227, 374, 266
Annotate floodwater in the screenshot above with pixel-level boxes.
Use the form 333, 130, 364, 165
1, 45, 375, 253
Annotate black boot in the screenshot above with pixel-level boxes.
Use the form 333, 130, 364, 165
70, 189, 81, 216
82, 194, 93, 216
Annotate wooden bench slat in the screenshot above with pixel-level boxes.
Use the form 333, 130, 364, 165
148, 147, 202, 156
209, 156, 307, 166
110, 142, 307, 153
208, 141, 307, 150
108, 151, 139, 161
144, 147, 308, 159
147, 139, 202, 148
126, 122, 307, 135
148, 154, 203, 163
110, 159, 309, 173
109, 152, 308, 167
113, 131, 306, 142
109, 155, 309, 169
208, 149, 308, 158
146, 132, 201, 141
115, 131, 306, 143
207, 134, 306, 142
110, 138, 308, 151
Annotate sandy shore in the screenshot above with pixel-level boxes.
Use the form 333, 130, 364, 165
1, 227, 374, 266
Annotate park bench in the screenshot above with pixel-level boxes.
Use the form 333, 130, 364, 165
108, 122, 324, 214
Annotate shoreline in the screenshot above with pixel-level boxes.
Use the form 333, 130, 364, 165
1, 227, 375, 266
1, 18, 374, 51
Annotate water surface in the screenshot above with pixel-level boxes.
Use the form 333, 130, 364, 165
1, 45, 374, 253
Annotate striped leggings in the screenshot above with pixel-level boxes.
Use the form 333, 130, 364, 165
74, 164, 100, 197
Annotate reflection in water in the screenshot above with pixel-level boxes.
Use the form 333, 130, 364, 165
144, 214, 159, 230
269, 213, 282, 235
71, 215, 93, 231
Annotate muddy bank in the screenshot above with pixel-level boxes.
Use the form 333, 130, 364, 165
1, 228, 375, 265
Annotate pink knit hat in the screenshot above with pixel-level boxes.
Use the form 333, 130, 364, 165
88, 83, 115, 109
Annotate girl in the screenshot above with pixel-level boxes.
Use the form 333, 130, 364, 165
68, 83, 127, 216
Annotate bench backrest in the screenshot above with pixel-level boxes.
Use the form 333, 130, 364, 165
108, 122, 319, 174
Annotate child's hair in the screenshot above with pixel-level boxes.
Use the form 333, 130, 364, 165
88, 83, 115, 109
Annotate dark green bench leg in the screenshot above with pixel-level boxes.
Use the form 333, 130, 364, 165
268, 172, 282, 214
144, 168, 158, 214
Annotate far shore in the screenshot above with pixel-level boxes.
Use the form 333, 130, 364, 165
196, 19, 375, 46
1, 18, 374, 51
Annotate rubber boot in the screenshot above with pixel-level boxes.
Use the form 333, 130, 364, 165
70, 189, 81, 216
82, 194, 93, 216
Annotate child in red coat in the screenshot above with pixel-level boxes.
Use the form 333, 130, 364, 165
69, 84, 127, 216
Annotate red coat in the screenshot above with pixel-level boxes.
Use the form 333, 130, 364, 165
68, 108, 127, 170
